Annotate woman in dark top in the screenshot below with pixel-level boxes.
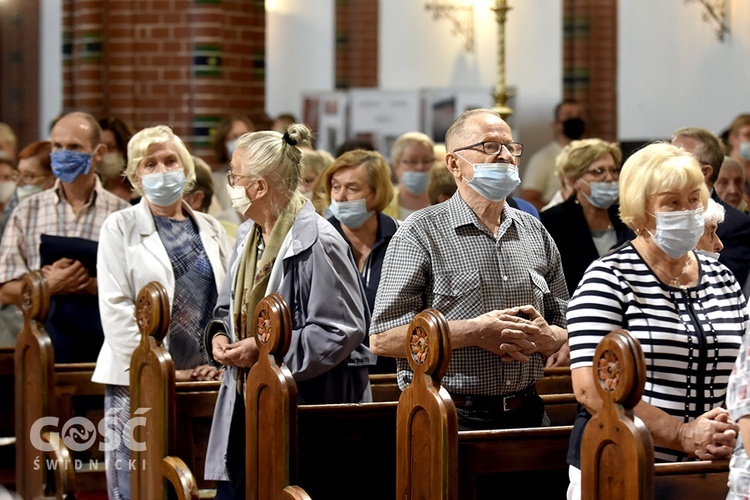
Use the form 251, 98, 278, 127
321, 149, 399, 373
540, 138, 635, 296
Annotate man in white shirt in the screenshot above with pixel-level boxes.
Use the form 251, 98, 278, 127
520, 99, 585, 211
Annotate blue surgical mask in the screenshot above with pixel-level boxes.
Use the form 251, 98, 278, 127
647, 208, 704, 259
457, 153, 520, 202
51, 149, 94, 183
141, 169, 186, 207
226, 139, 237, 159
581, 181, 619, 209
400, 171, 430, 195
739, 141, 750, 161
329, 198, 374, 229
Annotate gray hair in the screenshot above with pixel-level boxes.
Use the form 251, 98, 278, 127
234, 122, 313, 215
703, 197, 725, 227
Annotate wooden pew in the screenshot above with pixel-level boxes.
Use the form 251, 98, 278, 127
11, 268, 577, 500
14, 270, 63, 499
130, 281, 208, 500
13, 271, 107, 498
0, 345, 15, 490
131, 283, 311, 500
396, 307, 457, 498
395, 308, 573, 499
12, 270, 221, 498
10, 268, 405, 499
245, 292, 311, 499
582, 329, 730, 500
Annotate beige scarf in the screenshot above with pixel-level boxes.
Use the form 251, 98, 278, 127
233, 192, 306, 343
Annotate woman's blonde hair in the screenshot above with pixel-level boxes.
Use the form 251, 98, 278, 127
555, 138, 622, 183
126, 125, 195, 196
619, 142, 709, 229
390, 131, 434, 164
234, 123, 313, 215
321, 150, 394, 213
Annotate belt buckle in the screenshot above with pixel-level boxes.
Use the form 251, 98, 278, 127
502, 394, 512, 412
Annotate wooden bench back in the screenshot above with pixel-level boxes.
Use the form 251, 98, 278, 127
129, 281, 199, 500
14, 270, 55, 500
396, 308, 457, 499
581, 329, 654, 499
245, 293, 311, 500
394, 307, 574, 499
580, 329, 731, 499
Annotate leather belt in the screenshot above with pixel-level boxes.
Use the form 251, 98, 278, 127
449, 384, 538, 413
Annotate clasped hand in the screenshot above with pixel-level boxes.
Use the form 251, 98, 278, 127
175, 365, 224, 382
42, 258, 95, 295
212, 335, 259, 369
682, 407, 738, 460
475, 305, 562, 363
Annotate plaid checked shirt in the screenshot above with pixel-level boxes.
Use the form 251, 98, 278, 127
370, 193, 569, 395
0, 177, 129, 283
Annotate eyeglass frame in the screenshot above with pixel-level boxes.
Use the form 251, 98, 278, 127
451, 141, 524, 158
18, 172, 51, 184
226, 169, 254, 187
583, 166, 621, 179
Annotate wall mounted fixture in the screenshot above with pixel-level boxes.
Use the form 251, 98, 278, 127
685, 0, 730, 41
424, 1, 475, 52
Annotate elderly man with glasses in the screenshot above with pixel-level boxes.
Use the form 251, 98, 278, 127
370, 108, 569, 431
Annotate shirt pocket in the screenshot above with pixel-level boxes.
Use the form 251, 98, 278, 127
432, 270, 483, 318
528, 269, 549, 316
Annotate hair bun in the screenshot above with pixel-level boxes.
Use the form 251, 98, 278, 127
282, 131, 298, 147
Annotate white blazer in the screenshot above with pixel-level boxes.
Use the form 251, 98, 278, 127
92, 199, 232, 386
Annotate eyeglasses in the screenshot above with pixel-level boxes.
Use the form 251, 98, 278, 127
226, 170, 253, 187
18, 173, 48, 184
584, 167, 621, 179
400, 159, 434, 168
452, 141, 523, 157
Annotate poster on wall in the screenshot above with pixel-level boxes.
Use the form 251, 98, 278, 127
302, 91, 349, 155
349, 89, 421, 160
422, 88, 516, 144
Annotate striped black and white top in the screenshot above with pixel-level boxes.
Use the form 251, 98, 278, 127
568, 242, 747, 463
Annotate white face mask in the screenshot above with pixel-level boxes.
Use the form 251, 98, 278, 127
696, 249, 720, 261
16, 184, 44, 202
226, 183, 253, 215
0, 181, 16, 203
646, 208, 705, 259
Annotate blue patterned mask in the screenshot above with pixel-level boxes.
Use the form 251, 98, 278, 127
51, 149, 94, 183
329, 199, 374, 229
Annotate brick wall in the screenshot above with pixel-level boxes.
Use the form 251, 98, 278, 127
0, 0, 41, 150
335, 0, 378, 89
563, 0, 617, 142
62, 0, 266, 165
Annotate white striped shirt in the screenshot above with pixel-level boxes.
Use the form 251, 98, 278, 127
568, 242, 747, 462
